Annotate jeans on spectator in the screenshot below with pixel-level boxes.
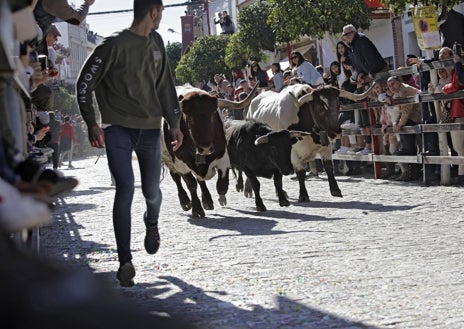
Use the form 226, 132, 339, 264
104, 125, 162, 265
422, 102, 439, 155
359, 109, 372, 144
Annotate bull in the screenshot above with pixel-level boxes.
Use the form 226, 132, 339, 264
225, 120, 309, 211
161, 84, 257, 217
246, 83, 372, 202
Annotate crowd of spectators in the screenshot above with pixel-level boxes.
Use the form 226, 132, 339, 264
1, 0, 96, 235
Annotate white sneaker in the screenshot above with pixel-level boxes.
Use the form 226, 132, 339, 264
346, 147, 362, 155
356, 147, 371, 155
340, 121, 360, 130
0, 178, 51, 233
335, 146, 349, 154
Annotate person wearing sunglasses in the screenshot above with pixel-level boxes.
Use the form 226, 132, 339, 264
289, 51, 323, 87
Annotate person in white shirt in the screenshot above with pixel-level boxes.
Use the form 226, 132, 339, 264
290, 51, 324, 87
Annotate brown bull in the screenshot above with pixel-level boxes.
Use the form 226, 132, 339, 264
161, 84, 257, 217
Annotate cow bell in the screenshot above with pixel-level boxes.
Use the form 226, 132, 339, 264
195, 154, 206, 165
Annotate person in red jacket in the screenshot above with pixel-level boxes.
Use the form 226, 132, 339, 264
442, 46, 464, 184
59, 116, 76, 169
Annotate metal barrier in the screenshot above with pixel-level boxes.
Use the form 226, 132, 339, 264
336, 60, 464, 185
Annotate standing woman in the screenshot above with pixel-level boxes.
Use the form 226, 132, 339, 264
249, 61, 269, 88
290, 51, 323, 87
336, 40, 352, 82
270, 62, 284, 91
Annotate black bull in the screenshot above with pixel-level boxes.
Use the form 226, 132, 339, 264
225, 120, 309, 211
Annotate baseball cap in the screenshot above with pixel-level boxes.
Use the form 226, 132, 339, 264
46, 25, 61, 37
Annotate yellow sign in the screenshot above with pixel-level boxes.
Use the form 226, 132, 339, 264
411, 6, 441, 51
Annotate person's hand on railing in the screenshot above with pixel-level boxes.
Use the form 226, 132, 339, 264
381, 124, 389, 134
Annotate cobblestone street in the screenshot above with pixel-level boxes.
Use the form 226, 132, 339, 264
41, 156, 464, 329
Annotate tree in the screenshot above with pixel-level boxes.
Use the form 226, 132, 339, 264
53, 87, 78, 115
267, 0, 372, 42
166, 41, 182, 82
224, 1, 277, 68
175, 35, 230, 85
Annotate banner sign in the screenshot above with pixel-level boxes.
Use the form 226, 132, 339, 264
411, 6, 441, 50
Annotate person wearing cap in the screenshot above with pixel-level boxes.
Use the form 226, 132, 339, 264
342, 24, 388, 81
33, 0, 95, 55
34, 0, 95, 34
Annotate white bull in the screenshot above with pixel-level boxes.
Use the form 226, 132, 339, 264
246, 83, 372, 202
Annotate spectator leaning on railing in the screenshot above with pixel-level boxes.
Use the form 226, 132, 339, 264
386, 76, 422, 181
441, 44, 464, 184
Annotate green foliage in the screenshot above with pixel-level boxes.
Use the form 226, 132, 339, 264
224, 33, 251, 69
224, 1, 277, 69
166, 41, 182, 80
53, 87, 78, 115
236, 2, 276, 52
175, 35, 231, 84
267, 0, 371, 41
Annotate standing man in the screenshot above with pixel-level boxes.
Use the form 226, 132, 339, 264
48, 111, 61, 170
342, 24, 388, 81
58, 116, 76, 169
76, 0, 183, 287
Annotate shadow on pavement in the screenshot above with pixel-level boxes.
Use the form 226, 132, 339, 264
292, 200, 419, 212
187, 215, 332, 241
111, 275, 380, 329
39, 189, 379, 329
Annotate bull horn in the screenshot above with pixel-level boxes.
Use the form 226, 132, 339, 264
217, 83, 259, 109
298, 93, 314, 106
289, 92, 300, 108
254, 133, 269, 146
339, 83, 375, 101
289, 130, 311, 138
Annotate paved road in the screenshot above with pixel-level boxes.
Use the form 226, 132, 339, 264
41, 156, 464, 329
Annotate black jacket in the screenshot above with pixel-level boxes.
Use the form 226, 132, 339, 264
349, 32, 387, 76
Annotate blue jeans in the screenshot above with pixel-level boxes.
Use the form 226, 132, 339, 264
104, 125, 162, 264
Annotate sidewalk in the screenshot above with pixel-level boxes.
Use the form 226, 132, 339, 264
41, 155, 464, 329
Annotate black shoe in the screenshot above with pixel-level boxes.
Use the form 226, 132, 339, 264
116, 262, 135, 287
144, 212, 160, 254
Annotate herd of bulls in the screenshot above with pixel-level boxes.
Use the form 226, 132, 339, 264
161, 83, 372, 217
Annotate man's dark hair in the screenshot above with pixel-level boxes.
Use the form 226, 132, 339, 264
133, 0, 162, 21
